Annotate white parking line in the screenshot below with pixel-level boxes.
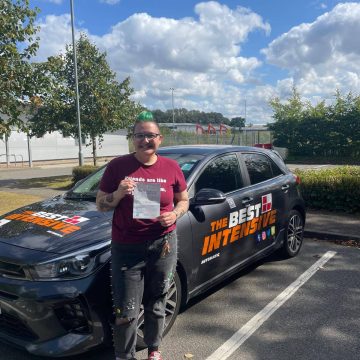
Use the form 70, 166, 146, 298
206, 251, 337, 360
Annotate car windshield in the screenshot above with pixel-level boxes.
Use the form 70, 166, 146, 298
65, 153, 203, 199
65, 166, 106, 199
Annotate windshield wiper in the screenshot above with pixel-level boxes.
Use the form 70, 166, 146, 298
65, 192, 96, 200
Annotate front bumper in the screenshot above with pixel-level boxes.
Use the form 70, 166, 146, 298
0, 266, 112, 357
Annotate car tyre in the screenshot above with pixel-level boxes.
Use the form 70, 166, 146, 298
136, 271, 182, 349
281, 209, 304, 258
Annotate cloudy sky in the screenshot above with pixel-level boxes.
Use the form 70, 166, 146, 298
30, 0, 360, 124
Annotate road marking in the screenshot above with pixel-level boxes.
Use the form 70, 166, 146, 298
206, 251, 337, 360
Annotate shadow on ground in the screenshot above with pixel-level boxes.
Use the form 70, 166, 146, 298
0, 176, 72, 190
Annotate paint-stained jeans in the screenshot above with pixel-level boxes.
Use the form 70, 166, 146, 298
111, 231, 177, 360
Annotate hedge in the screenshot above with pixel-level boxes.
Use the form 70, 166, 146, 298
71, 164, 360, 214
72, 165, 100, 184
294, 166, 360, 214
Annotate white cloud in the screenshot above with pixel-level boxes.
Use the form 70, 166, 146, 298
100, 0, 121, 4
91, 2, 270, 118
263, 2, 360, 99
34, 14, 88, 62
32, 1, 273, 122
45, 0, 64, 4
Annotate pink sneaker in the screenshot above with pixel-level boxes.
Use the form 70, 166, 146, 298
148, 351, 163, 360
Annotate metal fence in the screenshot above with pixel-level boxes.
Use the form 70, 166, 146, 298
160, 130, 273, 147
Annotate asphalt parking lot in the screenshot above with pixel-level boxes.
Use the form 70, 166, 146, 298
1, 238, 359, 360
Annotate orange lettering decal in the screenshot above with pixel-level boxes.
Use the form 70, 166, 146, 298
38, 218, 56, 227
262, 212, 271, 227
60, 225, 80, 235
269, 210, 277, 224
250, 218, 259, 234
31, 217, 47, 225
208, 232, 222, 253
240, 221, 251, 238
257, 215, 263, 230
5, 213, 21, 220
230, 225, 241, 243
23, 215, 36, 222
222, 229, 232, 246
202, 236, 210, 256
52, 222, 68, 230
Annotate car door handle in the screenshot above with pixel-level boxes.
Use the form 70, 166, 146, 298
242, 197, 253, 205
281, 184, 290, 191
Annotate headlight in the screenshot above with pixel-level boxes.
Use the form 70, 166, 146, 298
26, 242, 111, 281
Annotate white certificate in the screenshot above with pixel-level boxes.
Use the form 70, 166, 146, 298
133, 182, 161, 219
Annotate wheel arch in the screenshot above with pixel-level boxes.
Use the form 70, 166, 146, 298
292, 204, 306, 224
176, 260, 189, 308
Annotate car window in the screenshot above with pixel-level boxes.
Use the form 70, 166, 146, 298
242, 153, 283, 185
195, 154, 242, 193
161, 153, 204, 179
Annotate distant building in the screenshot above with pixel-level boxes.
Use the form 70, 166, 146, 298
159, 122, 269, 134
159, 123, 231, 134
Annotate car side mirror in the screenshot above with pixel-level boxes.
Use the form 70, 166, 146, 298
193, 188, 226, 205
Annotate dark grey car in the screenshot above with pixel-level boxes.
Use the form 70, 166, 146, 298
0, 145, 305, 357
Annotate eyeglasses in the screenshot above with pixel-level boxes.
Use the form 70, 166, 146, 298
133, 133, 160, 140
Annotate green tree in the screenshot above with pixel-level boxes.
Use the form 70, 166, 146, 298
29, 34, 140, 165
269, 87, 360, 159
151, 108, 230, 125
0, 0, 40, 138
327, 91, 360, 157
268, 87, 305, 155
230, 117, 245, 129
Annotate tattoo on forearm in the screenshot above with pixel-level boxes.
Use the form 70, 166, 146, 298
97, 192, 116, 212
105, 193, 114, 203
98, 203, 112, 211
173, 201, 189, 219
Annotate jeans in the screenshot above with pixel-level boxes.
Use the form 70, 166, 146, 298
111, 231, 177, 360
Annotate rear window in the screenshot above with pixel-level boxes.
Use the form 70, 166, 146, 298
243, 153, 283, 185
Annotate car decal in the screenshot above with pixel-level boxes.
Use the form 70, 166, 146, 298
0, 219, 11, 227
4, 210, 89, 235
256, 225, 276, 244
47, 230, 64, 237
201, 252, 220, 265
226, 197, 236, 209
201, 193, 277, 257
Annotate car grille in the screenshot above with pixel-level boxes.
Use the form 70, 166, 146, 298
54, 299, 91, 334
0, 311, 38, 341
0, 260, 26, 279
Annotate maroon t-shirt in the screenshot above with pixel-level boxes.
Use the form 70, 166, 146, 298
99, 154, 187, 244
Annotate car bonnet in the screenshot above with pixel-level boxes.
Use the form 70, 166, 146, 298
0, 196, 112, 254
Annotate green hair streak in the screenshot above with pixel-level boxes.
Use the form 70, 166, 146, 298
137, 111, 154, 121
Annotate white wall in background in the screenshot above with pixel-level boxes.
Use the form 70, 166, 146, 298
0, 130, 129, 165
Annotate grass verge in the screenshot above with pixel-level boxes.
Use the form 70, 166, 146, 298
16, 175, 73, 190
0, 191, 44, 216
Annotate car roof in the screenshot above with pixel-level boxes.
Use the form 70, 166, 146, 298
158, 145, 288, 173
158, 145, 272, 156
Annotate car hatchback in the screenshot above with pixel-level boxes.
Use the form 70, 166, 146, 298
0, 145, 305, 357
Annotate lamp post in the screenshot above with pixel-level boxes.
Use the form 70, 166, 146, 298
243, 99, 247, 146
170, 87, 175, 127
70, 0, 84, 166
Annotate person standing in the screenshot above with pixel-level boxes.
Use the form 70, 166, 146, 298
96, 111, 189, 360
